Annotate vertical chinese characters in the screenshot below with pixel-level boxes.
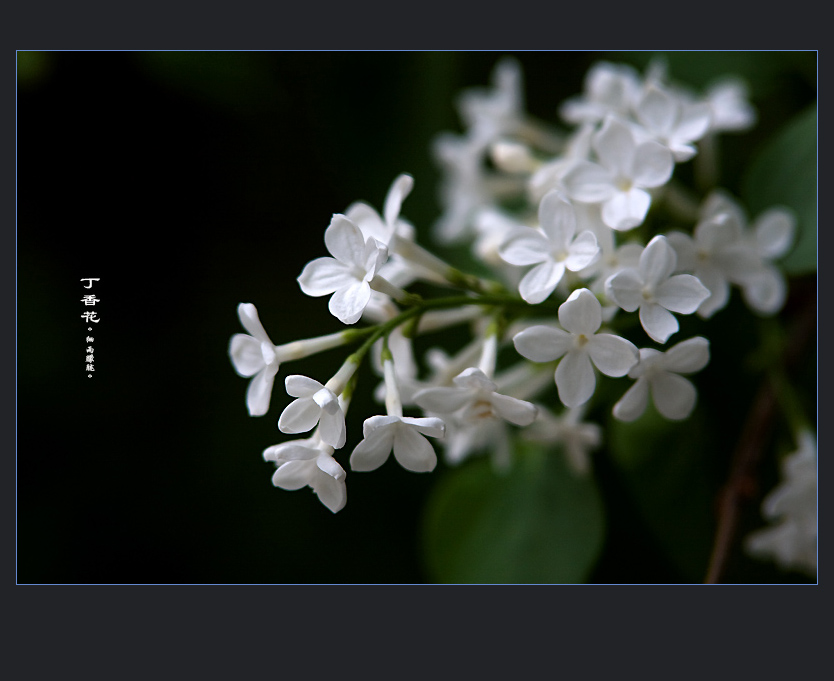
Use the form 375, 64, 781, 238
81, 278, 100, 377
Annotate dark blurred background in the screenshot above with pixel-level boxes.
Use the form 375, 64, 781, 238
17, 51, 816, 583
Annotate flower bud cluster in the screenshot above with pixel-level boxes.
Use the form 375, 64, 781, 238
229, 58, 798, 514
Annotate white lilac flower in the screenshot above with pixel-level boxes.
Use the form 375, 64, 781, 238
513, 288, 639, 408
523, 405, 601, 476
560, 62, 643, 125
563, 116, 674, 231
278, 373, 350, 449
498, 190, 600, 304
228, 303, 282, 416
738, 206, 796, 315
605, 235, 710, 344
704, 78, 757, 133
229, 303, 352, 417
457, 57, 525, 143
351, 358, 445, 473
297, 214, 390, 325
746, 430, 817, 576
612, 336, 710, 421
264, 433, 347, 514
414, 367, 538, 432
666, 197, 769, 318
632, 85, 712, 162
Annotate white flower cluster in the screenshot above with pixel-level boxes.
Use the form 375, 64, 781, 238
229, 58, 798, 515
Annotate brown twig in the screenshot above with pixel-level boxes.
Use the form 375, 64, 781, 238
703, 281, 816, 584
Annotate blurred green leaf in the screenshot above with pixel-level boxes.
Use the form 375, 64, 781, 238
742, 105, 816, 274
607, 404, 717, 582
422, 442, 605, 583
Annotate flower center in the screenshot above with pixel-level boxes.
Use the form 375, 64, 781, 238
575, 333, 590, 348
641, 286, 655, 301
616, 177, 633, 192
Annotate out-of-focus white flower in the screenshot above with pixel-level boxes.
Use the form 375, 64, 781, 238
529, 124, 596, 201
605, 235, 710, 343
499, 191, 600, 303
563, 117, 674, 231
746, 430, 817, 576
297, 214, 389, 325
705, 78, 757, 133
264, 432, 347, 514
513, 288, 638, 407
523, 405, 602, 475
738, 206, 796, 315
458, 57, 525, 143
560, 62, 643, 125
612, 336, 710, 421
278, 374, 348, 449
632, 85, 712, 162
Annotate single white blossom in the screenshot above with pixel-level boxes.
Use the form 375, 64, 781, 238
560, 62, 643, 125
704, 78, 757, 133
612, 336, 710, 421
605, 235, 710, 343
498, 190, 600, 304
513, 288, 639, 408
228, 303, 282, 416
746, 430, 817, 576
563, 116, 674, 231
523, 405, 602, 476
264, 433, 347, 514
278, 375, 347, 449
350, 415, 445, 473
632, 85, 712, 162
457, 57, 525, 142
297, 214, 389, 325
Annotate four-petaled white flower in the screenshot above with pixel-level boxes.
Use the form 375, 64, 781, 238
605, 235, 710, 344
523, 406, 601, 476
633, 85, 712, 162
297, 214, 389, 325
498, 190, 600, 304
513, 288, 639, 408
278, 375, 347, 449
414, 367, 538, 430
264, 434, 347, 514
228, 303, 281, 417
612, 336, 710, 422
350, 415, 445, 473
563, 116, 674, 231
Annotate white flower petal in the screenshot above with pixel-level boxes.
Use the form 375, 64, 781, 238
640, 236, 677, 287
401, 416, 446, 439
328, 281, 371, 325
637, 87, 676, 134
538, 190, 576, 246
384, 174, 414, 228
754, 208, 796, 260
237, 303, 272, 343
318, 408, 346, 449
639, 303, 679, 344
513, 325, 572, 363
393, 425, 438, 473
674, 103, 712, 143
272, 460, 313, 490
350, 425, 396, 471
631, 141, 674, 188
345, 201, 387, 242
605, 268, 644, 312
263, 440, 320, 463
612, 377, 650, 422
555, 350, 596, 408
562, 161, 616, 203
594, 117, 635, 175
519, 260, 565, 304
311, 469, 347, 513
565, 231, 600, 271
662, 336, 710, 374
559, 288, 602, 335
297, 257, 354, 297
285, 375, 324, 397
278, 397, 322, 434
414, 386, 472, 414
229, 334, 266, 377
666, 232, 697, 272
489, 393, 538, 426
499, 227, 551, 265
694, 266, 730, 318
655, 274, 710, 313
246, 363, 279, 416
587, 333, 638, 376
602, 188, 650, 231
742, 266, 787, 315
650, 372, 697, 420
324, 214, 367, 266
453, 367, 497, 392
316, 453, 345, 481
